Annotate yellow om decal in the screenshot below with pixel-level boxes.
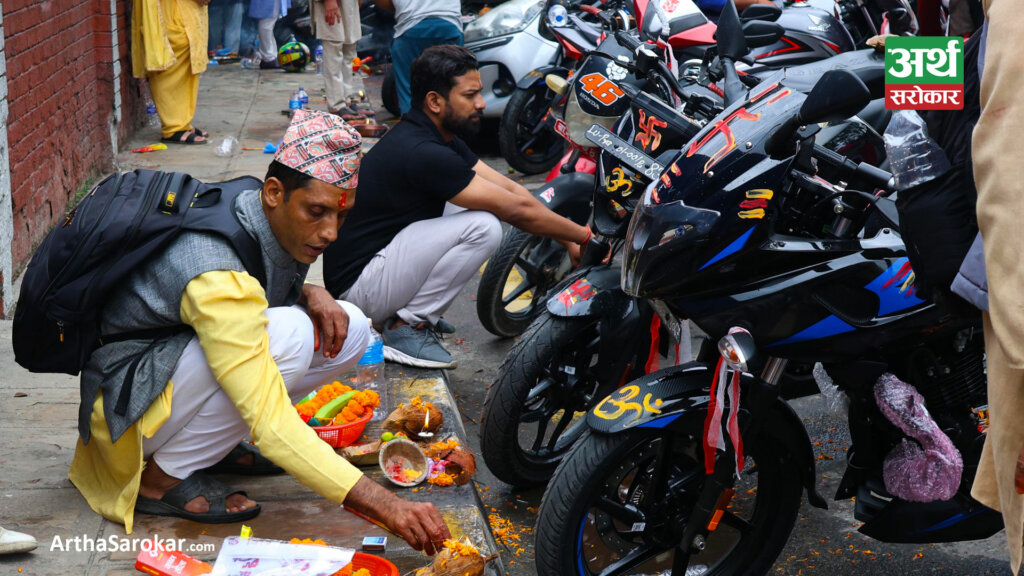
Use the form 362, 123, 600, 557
606, 167, 633, 196
593, 385, 664, 424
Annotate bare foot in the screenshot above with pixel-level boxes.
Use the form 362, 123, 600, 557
140, 460, 257, 514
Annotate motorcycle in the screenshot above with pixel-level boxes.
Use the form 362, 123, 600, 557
533, 4, 1000, 575
498, 0, 608, 175
476, 0, 866, 340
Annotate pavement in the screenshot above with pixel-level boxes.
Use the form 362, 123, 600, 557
1, 60, 1018, 576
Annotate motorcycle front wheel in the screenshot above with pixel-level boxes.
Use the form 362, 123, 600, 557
480, 314, 606, 486
476, 227, 571, 338
499, 82, 567, 175
536, 417, 802, 576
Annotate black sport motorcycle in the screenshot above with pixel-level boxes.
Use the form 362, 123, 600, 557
533, 4, 999, 575
478, 0, 890, 486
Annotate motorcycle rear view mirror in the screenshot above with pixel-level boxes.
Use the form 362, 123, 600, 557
716, 0, 749, 62
799, 69, 871, 125
742, 21, 784, 49
740, 3, 781, 22
765, 70, 870, 157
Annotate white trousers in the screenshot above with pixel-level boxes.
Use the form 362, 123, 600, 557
323, 41, 365, 110
142, 301, 370, 480
257, 4, 279, 63
343, 209, 502, 327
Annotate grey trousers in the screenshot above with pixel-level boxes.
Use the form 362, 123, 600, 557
323, 40, 365, 110
344, 209, 502, 327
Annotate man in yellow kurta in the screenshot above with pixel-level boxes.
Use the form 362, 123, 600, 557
69, 110, 451, 554
132, 0, 211, 144
971, 1, 1024, 573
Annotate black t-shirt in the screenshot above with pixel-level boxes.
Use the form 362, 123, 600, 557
324, 108, 479, 296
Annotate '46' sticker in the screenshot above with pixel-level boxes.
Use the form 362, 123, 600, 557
579, 73, 625, 106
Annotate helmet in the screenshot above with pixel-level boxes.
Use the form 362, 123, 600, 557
278, 41, 310, 72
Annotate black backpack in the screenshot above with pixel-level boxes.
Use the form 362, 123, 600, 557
12, 169, 267, 375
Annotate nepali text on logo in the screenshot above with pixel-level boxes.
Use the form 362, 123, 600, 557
884, 36, 963, 111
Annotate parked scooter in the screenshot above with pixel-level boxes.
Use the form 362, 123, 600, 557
534, 4, 998, 575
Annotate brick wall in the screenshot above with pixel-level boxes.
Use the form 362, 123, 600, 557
0, 0, 143, 314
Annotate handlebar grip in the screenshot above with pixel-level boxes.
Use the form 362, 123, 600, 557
579, 238, 610, 268
615, 29, 642, 51
856, 163, 894, 191
812, 144, 893, 190
580, 4, 601, 14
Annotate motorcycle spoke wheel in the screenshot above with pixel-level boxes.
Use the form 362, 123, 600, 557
537, 415, 803, 576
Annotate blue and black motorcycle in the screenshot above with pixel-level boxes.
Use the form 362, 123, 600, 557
532, 4, 998, 575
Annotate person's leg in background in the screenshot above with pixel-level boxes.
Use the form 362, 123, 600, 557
223, 0, 245, 54
256, 1, 280, 67
208, 0, 227, 51
322, 39, 351, 113
149, 0, 205, 142
341, 41, 366, 107
391, 18, 464, 115
343, 211, 501, 368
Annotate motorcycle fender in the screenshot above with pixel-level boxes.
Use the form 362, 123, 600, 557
546, 266, 624, 318
516, 65, 571, 90
533, 171, 594, 224
586, 362, 828, 509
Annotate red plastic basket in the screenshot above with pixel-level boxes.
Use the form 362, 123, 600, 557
312, 410, 373, 448
349, 551, 399, 576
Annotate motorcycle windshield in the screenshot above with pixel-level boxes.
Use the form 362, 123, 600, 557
623, 182, 721, 297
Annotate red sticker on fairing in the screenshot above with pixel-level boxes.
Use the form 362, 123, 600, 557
556, 278, 598, 312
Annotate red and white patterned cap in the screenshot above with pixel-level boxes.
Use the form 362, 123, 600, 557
274, 109, 362, 188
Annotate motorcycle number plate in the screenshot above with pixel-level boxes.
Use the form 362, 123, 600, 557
585, 124, 665, 180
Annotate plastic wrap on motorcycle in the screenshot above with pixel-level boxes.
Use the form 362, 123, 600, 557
586, 361, 827, 508
532, 172, 594, 224
545, 266, 626, 318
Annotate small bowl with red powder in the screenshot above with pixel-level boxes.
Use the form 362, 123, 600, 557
379, 438, 430, 487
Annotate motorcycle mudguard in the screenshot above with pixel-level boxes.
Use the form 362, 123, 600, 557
533, 172, 594, 224
546, 266, 625, 318
586, 362, 828, 509
517, 65, 571, 90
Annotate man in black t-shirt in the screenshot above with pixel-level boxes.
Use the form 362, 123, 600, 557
323, 45, 591, 369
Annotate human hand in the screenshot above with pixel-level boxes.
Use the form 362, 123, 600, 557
560, 239, 582, 267
303, 285, 349, 357
324, 0, 342, 26
385, 499, 451, 555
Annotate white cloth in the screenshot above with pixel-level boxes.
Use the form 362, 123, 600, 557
343, 209, 501, 327
392, 0, 462, 38
142, 301, 370, 479
312, 0, 361, 44
322, 41, 364, 109
257, 1, 280, 63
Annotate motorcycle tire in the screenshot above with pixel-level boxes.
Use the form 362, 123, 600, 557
499, 83, 568, 175
481, 314, 605, 487
381, 67, 400, 117
536, 419, 802, 576
476, 227, 571, 338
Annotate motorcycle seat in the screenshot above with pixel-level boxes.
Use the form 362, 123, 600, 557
780, 49, 886, 100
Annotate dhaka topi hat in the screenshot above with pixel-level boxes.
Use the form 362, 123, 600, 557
274, 109, 362, 188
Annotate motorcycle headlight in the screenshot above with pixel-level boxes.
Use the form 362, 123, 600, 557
465, 0, 544, 43
622, 182, 721, 297
564, 91, 617, 148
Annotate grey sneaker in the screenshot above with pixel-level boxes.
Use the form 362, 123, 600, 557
381, 321, 457, 369
435, 318, 456, 334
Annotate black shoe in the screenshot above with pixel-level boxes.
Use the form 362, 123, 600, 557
259, 59, 279, 70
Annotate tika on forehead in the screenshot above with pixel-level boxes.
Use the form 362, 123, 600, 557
339, 192, 348, 210
275, 109, 362, 188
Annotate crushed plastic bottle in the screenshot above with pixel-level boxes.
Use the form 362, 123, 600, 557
144, 94, 160, 127
356, 321, 387, 421
814, 363, 848, 414
883, 110, 952, 190
214, 136, 240, 157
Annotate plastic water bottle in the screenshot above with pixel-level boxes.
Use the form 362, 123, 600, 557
356, 322, 387, 421
144, 95, 159, 127
289, 89, 302, 111
883, 110, 952, 190
298, 87, 309, 106
314, 42, 324, 75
